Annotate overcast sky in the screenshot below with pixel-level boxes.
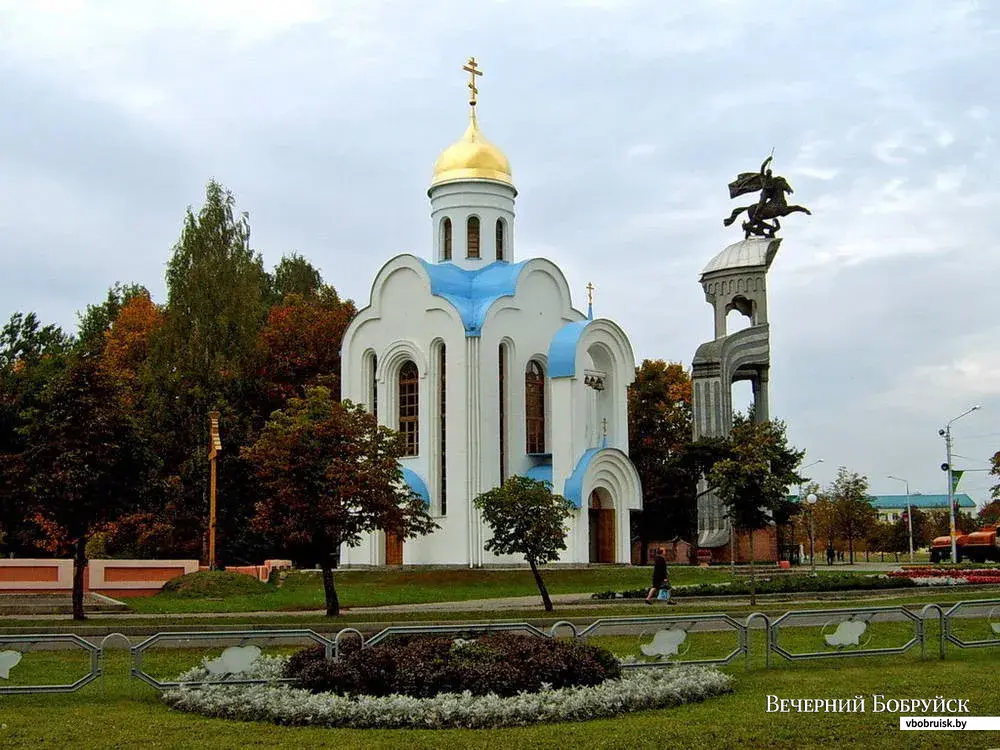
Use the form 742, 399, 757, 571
1, 0, 997, 506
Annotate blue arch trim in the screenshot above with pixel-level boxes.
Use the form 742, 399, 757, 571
524, 463, 553, 486
548, 320, 590, 378
419, 259, 528, 337
563, 448, 601, 509
401, 467, 430, 507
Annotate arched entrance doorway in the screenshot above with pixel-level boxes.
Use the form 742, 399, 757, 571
385, 532, 402, 566
588, 488, 615, 563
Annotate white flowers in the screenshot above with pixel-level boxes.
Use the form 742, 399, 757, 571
163, 658, 733, 729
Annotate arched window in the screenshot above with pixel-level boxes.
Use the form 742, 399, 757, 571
398, 360, 419, 456
495, 219, 504, 260
438, 344, 446, 515
467, 216, 480, 259
442, 218, 452, 261
370, 353, 378, 421
525, 359, 545, 454
498, 344, 507, 480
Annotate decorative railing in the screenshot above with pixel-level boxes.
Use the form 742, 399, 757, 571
2, 599, 1000, 695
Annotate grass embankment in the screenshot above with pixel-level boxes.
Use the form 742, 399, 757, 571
127, 566, 731, 615
2, 630, 997, 749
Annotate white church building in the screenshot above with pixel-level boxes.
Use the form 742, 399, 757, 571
339, 60, 643, 566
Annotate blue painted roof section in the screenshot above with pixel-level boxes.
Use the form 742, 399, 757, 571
548, 320, 590, 378
401, 467, 430, 507
419, 259, 528, 337
870, 493, 975, 509
524, 463, 553, 486
789, 493, 975, 509
563, 448, 601, 508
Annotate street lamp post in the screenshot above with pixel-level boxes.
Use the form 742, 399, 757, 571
798, 459, 823, 570
941, 406, 981, 563
887, 475, 914, 564
806, 493, 818, 574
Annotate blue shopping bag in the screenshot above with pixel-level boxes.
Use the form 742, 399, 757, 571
657, 587, 670, 601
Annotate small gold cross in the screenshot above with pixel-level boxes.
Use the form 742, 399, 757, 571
586, 282, 595, 306
462, 56, 483, 106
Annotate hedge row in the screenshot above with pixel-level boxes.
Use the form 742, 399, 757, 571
592, 573, 917, 600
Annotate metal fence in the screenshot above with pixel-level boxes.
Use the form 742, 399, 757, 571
2, 599, 1000, 695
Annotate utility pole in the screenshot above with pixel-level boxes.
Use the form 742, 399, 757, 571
208, 410, 221, 570
942, 406, 981, 563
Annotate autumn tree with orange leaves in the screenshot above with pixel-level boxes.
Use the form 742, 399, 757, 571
627, 360, 700, 560
257, 291, 356, 410
242, 387, 435, 615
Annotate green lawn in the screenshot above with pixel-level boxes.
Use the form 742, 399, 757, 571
2, 634, 997, 749
126, 566, 733, 615
4, 585, 1000, 634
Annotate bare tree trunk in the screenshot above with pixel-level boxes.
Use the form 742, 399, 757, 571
72, 536, 87, 621
748, 528, 757, 607
528, 558, 553, 612
321, 563, 340, 617
848, 534, 855, 564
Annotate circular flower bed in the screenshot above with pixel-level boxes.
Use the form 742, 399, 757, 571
286, 634, 621, 697
163, 639, 733, 729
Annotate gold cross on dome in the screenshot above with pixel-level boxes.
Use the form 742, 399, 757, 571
586, 282, 595, 306
463, 56, 483, 106
601, 417, 608, 438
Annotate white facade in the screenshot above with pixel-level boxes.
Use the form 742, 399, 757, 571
339, 103, 642, 566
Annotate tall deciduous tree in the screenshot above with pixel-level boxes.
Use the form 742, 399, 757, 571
706, 415, 803, 604
242, 387, 436, 616
473, 476, 574, 612
146, 181, 272, 563
271, 252, 325, 302
0, 313, 74, 555
978, 500, 1000, 528
827, 467, 876, 564
257, 291, 356, 409
20, 353, 156, 619
76, 283, 148, 352
627, 360, 697, 559
990, 450, 1000, 500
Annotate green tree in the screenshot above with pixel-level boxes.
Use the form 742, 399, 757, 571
20, 352, 156, 619
271, 252, 325, 302
626, 360, 697, 560
473, 476, 574, 612
706, 415, 803, 604
145, 181, 272, 563
826, 467, 876, 564
990, 450, 999, 500
241, 387, 436, 616
76, 282, 148, 352
0, 313, 74, 555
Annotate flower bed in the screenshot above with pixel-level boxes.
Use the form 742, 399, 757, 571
286, 634, 621, 697
889, 569, 1000, 586
162, 655, 733, 729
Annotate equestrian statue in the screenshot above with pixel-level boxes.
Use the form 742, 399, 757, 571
724, 155, 811, 239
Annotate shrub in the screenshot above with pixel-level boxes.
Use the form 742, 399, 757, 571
159, 570, 272, 598
284, 634, 621, 698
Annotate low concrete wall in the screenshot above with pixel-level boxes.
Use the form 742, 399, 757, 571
0, 559, 199, 597
88, 559, 199, 597
0, 559, 73, 591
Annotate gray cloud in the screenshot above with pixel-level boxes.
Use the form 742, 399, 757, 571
1, 0, 997, 503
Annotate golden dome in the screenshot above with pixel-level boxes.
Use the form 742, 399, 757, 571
430, 111, 513, 188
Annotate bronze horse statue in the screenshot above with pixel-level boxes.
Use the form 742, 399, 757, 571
724, 156, 811, 239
